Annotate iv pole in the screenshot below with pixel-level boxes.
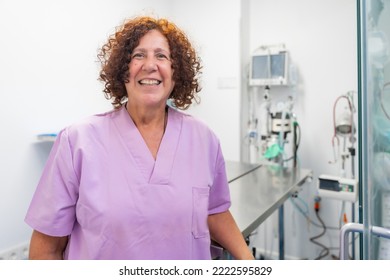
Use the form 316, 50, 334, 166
334, 91, 356, 259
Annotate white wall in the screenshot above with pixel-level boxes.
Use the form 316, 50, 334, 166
0, 0, 241, 253
0, 0, 359, 260
169, 0, 241, 161
242, 0, 358, 259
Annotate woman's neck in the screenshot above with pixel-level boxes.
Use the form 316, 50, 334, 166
126, 103, 167, 129
125, 103, 168, 160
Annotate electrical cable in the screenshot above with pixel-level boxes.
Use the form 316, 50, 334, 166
291, 194, 362, 259
310, 206, 330, 260
289, 195, 360, 260
283, 121, 301, 163
295, 121, 301, 150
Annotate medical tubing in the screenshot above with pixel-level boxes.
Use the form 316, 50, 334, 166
330, 95, 353, 164
275, 104, 288, 164
333, 95, 353, 136
310, 210, 330, 260
289, 195, 339, 231
283, 121, 301, 165
279, 107, 287, 149
259, 87, 271, 138
293, 120, 297, 167
293, 121, 300, 166
290, 196, 309, 218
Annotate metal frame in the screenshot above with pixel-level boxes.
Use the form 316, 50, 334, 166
340, 223, 390, 259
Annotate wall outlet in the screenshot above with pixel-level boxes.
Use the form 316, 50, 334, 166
0, 242, 29, 260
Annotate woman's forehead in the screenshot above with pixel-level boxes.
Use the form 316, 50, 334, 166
134, 30, 170, 52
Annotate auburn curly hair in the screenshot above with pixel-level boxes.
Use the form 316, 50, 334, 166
98, 16, 202, 109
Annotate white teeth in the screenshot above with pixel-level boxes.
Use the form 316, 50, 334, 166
139, 79, 160, 85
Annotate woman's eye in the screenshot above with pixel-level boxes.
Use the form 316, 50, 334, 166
156, 53, 168, 60
132, 53, 144, 59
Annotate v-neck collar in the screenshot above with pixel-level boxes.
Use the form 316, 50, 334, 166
113, 105, 182, 184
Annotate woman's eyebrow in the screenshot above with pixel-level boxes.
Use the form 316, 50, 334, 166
132, 47, 170, 54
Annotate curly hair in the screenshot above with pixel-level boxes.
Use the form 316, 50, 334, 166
97, 16, 202, 109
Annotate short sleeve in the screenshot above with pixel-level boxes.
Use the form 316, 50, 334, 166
25, 128, 79, 236
208, 143, 231, 215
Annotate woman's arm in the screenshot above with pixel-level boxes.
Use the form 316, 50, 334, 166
208, 210, 254, 260
28, 230, 68, 260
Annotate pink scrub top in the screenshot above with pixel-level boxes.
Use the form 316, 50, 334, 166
25, 105, 231, 259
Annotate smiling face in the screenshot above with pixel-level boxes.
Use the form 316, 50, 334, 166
125, 29, 175, 111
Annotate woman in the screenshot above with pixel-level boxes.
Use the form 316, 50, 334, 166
25, 16, 253, 260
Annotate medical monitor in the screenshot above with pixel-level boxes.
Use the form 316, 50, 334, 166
249, 46, 289, 86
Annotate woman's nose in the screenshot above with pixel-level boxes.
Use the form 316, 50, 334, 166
142, 56, 158, 72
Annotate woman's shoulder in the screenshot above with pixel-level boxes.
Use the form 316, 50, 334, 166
62, 107, 121, 137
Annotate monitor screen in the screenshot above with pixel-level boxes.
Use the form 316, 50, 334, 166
249, 51, 288, 86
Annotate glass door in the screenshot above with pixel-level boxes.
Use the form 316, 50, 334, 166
358, 0, 390, 259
